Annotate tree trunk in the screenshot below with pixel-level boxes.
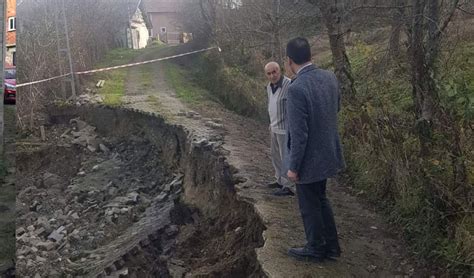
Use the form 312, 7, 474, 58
388, 0, 405, 58
319, 0, 356, 95
272, 0, 283, 65
410, 0, 434, 155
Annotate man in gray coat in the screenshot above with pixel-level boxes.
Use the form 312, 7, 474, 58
285, 37, 345, 262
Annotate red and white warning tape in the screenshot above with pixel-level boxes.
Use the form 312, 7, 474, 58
15, 73, 72, 88
15, 46, 219, 89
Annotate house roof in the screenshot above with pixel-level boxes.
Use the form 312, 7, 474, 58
143, 0, 179, 13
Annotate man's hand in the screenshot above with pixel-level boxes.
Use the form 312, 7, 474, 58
287, 170, 299, 183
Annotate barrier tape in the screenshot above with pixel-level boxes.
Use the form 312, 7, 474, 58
15, 46, 218, 88
15, 73, 71, 88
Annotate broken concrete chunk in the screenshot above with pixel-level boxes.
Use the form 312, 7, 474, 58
168, 259, 187, 278
205, 121, 224, 129
193, 138, 209, 146
35, 227, 47, 237
126, 192, 140, 205
87, 137, 101, 151
177, 110, 187, 117
48, 226, 66, 242
96, 80, 105, 88
155, 192, 168, 202
36, 241, 56, 251
99, 143, 110, 153
29, 200, 40, 211
165, 225, 179, 237
43, 172, 62, 188
27, 225, 35, 232
16, 227, 26, 236
87, 145, 98, 152
35, 256, 47, 263
69, 118, 88, 131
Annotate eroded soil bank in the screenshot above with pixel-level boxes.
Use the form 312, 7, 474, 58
16, 105, 265, 277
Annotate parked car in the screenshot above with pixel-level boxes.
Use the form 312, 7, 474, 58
4, 66, 16, 105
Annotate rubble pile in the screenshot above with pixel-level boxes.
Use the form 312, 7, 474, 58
16, 119, 184, 276
74, 89, 104, 106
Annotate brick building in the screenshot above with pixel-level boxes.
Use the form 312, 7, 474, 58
6, 0, 15, 66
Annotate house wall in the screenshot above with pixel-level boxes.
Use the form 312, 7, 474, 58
6, 0, 15, 65
130, 9, 149, 49
149, 12, 181, 38
1, 1, 4, 77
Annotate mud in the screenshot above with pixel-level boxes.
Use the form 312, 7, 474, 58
16, 105, 265, 277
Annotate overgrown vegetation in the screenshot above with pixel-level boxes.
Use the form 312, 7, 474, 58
169, 52, 267, 121
339, 39, 473, 274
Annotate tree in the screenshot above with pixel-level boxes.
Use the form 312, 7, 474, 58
388, 0, 406, 58
17, 0, 131, 130
308, 0, 356, 95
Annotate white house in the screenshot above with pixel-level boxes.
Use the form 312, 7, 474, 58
127, 0, 150, 49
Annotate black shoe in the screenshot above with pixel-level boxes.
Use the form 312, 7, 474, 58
272, 187, 295, 196
325, 247, 341, 259
288, 246, 325, 262
266, 182, 282, 189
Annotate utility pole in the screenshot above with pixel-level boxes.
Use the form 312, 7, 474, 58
54, 0, 66, 99
59, 0, 76, 98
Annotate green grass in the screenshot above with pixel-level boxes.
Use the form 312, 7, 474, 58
95, 45, 165, 106
162, 61, 211, 103
98, 68, 128, 106
95, 48, 142, 106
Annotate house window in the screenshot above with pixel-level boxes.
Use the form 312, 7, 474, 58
8, 17, 16, 31
12, 51, 16, 66
160, 27, 166, 33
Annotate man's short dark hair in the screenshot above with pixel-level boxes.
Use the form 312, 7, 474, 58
286, 37, 311, 65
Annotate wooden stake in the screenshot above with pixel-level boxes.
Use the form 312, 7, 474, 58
40, 126, 46, 141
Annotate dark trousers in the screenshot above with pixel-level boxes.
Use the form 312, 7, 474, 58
296, 179, 339, 251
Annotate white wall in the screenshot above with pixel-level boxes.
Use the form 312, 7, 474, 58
130, 9, 149, 49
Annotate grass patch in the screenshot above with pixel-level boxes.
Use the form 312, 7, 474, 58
94, 46, 165, 106
95, 48, 142, 106
98, 68, 128, 106
162, 61, 212, 104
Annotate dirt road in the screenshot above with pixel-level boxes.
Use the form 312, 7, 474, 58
121, 46, 426, 277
